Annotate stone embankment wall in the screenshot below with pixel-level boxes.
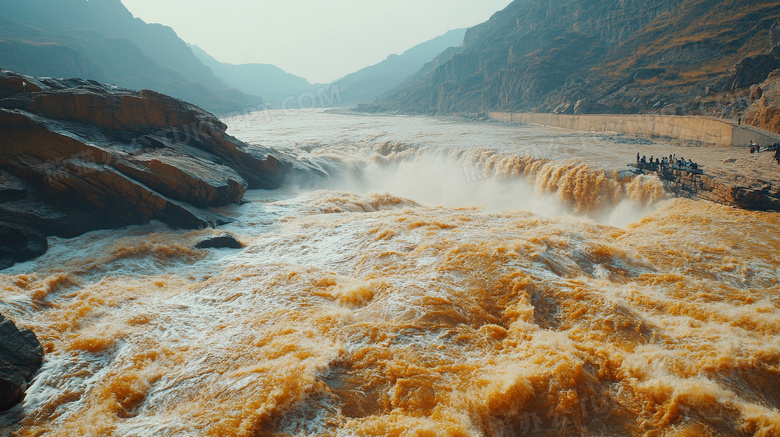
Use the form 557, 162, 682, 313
489, 112, 780, 147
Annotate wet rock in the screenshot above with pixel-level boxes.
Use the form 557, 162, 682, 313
641, 167, 780, 212
112, 152, 247, 209
0, 314, 44, 412
0, 198, 101, 239
0, 170, 30, 203
195, 234, 244, 250
0, 223, 47, 270
0, 70, 325, 264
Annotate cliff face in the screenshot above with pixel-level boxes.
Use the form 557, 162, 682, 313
0, 71, 317, 269
380, 0, 780, 117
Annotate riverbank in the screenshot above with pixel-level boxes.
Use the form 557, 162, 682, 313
488, 112, 780, 148
0, 71, 325, 271
488, 111, 780, 212
4, 109, 780, 436
632, 164, 780, 211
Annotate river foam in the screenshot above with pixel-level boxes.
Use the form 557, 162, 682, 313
1, 111, 778, 436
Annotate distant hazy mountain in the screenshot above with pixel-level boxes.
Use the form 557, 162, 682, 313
334, 28, 467, 105
190, 45, 311, 109
374, 45, 463, 105
379, 0, 780, 118
0, 15, 104, 81
0, 0, 262, 114
191, 28, 466, 109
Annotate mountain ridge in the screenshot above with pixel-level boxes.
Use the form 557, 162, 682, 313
190, 45, 312, 109
0, 0, 263, 114
333, 28, 467, 105
377, 0, 780, 119
192, 28, 468, 109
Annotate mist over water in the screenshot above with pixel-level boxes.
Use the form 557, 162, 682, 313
234, 111, 667, 226
1, 110, 778, 436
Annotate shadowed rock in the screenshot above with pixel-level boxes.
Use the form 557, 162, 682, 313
0, 314, 44, 412
195, 234, 244, 250
0, 223, 47, 270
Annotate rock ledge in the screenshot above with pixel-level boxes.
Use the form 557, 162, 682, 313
0, 71, 322, 268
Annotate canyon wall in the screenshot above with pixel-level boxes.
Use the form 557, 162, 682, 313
378, 0, 780, 119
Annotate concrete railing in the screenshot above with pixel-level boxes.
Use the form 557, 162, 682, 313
488, 112, 780, 147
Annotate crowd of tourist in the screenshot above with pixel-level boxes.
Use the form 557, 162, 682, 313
634, 139, 780, 172
636, 153, 699, 171
748, 140, 780, 164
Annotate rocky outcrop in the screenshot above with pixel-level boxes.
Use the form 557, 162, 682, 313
195, 234, 244, 250
0, 70, 319, 268
0, 314, 44, 411
635, 167, 780, 212
728, 47, 780, 91
743, 69, 780, 135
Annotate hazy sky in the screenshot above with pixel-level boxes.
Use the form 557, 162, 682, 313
121, 0, 514, 84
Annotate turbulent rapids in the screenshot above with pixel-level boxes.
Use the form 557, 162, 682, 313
1, 111, 778, 436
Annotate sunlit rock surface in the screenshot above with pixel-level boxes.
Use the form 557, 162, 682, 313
0, 70, 304, 268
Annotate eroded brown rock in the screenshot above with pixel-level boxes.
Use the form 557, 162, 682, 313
0, 70, 322, 268
744, 96, 780, 136
636, 167, 780, 212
